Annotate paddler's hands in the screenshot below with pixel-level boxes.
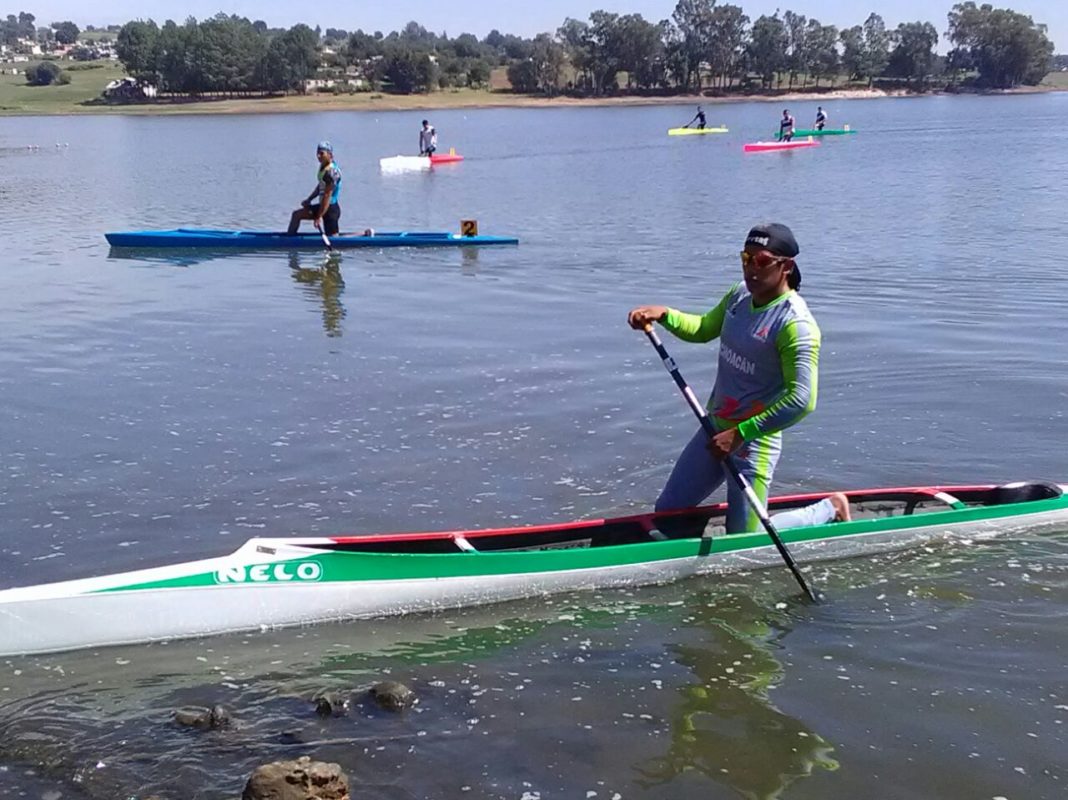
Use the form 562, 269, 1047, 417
707, 428, 744, 461
628, 305, 669, 330
313, 217, 323, 231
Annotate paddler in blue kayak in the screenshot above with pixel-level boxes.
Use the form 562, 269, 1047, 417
289, 141, 342, 238
685, 106, 707, 130
778, 110, 795, 141
628, 223, 850, 533
814, 106, 827, 131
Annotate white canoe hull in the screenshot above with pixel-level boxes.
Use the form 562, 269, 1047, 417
379, 155, 431, 172
3, 507, 1065, 657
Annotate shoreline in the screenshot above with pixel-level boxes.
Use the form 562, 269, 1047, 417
1, 84, 1064, 118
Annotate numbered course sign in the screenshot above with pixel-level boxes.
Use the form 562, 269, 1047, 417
460, 219, 479, 237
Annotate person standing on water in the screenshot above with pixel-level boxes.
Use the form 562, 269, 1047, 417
814, 106, 827, 131
289, 141, 342, 237
419, 120, 437, 156
628, 223, 845, 533
687, 106, 707, 130
778, 110, 795, 141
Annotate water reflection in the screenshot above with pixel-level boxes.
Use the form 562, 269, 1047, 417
637, 592, 837, 800
287, 251, 347, 337
106, 246, 206, 268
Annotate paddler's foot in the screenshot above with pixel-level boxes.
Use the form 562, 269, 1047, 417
829, 492, 851, 522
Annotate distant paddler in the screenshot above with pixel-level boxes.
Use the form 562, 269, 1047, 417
778, 109, 796, 142
686, 105, 707, 130
814, 106, 827, 131
289, 141, 342, 239
419, 120, 438, 157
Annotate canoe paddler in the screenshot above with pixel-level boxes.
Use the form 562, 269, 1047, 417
814, 106, 827, 131
289, 141, 342, 238
419, 120, 437, 156
686, 106, 707, 130
628, 222, 835, 534
778, 109, 795, 142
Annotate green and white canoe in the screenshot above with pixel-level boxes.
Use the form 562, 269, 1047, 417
780, 127, 857, 137
1, 482, 1065, 657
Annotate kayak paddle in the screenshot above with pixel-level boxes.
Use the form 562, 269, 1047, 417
641, 324, 823, 603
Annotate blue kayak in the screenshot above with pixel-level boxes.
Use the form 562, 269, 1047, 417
105, 229, 519, 249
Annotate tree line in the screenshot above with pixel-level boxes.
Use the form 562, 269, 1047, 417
4, 3, 1058, 98
507, 1, 1054, 93
2, 11, 80, 45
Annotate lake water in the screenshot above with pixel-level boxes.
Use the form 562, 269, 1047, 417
1, 93, 1066, 798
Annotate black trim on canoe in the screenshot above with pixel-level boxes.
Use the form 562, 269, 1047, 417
319, 483, 1063, 556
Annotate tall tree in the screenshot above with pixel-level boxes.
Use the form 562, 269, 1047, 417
783, 10, 808, 89
747, 14, 788, 90
18, 11, 34, 38
707, 5, 749, 89
531, 32, 567, 93
671, 0, 714, 91
116, 20, 161, 82
887, 21, 939, 88
506, 59, 538, 93
585, 10, 622, 94
839, 26, 863, 81
51, 21, 79, 45
805, 20, 839, 88
263, 24, 320, 94
947, 2, 1054, 87
557, 17, 593, 88
860, 12, 890, 86
614, 14, 663, 89
346, 29, 382, 62
156, 20, 195, 93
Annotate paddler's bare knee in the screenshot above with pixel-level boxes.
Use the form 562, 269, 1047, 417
829, 492, 851, 522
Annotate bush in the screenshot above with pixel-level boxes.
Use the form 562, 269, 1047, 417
26, 61, 63, 86
506, 60, 538, 93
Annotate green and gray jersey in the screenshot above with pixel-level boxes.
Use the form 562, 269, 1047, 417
660, 283, 820, 441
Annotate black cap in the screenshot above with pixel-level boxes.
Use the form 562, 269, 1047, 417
746, 223, 801, 290
745, 222, 799, 258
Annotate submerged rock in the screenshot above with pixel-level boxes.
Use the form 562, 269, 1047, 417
313, 689, 351, 717
242, 756, 349, 800
174, 704, 231, 730
369, 680, 416, 711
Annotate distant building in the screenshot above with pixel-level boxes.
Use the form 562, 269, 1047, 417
103, 77, 158, 99
302, 78, 339, 92
16, 37, 41, 55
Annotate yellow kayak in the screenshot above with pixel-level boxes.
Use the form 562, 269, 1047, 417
668, 126, 728, 136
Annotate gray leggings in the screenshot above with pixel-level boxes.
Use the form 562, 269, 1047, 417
654, 427, 833, 533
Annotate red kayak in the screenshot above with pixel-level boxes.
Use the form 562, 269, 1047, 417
744, 139, 820, 153
430, 151, 464, 164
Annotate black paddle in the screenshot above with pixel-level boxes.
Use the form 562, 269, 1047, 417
641, 324, 823, 603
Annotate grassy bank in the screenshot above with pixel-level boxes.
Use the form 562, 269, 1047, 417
0, 59, 126, 114
2, 60, 1066, 117
1041, 71, 1068, 89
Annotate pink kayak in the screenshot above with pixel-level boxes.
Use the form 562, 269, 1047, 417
743, 139, 820, 153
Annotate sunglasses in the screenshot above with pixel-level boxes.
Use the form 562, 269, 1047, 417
740, 250, 788, 269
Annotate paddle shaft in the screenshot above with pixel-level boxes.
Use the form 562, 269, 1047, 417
641, 324, 822, 603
